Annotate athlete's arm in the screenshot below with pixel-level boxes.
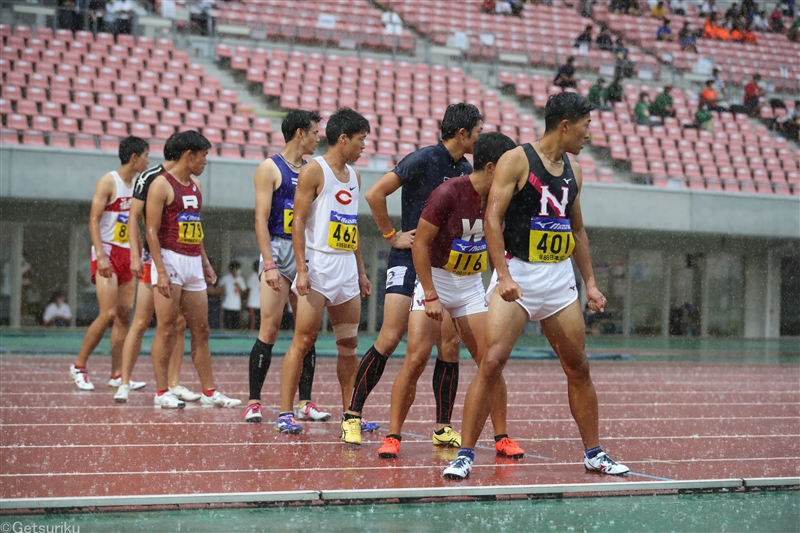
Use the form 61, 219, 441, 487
89, 173, 115, 279
364, 171, 414, 249
485, 146, 528, 301
569, 162, 606, 313
354, 169, 372, 298
412, 219, 443, 321
291, 160, 322, 297
190, 177, 216, 286
145, 176, 172, 298
254, 158, 282, 292
128, 198, 145, 279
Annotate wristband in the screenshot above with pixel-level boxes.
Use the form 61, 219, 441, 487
424, 295, 439, 303
383, 228, 397, 240
263, 264, 277, 273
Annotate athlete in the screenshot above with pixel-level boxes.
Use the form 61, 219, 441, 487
244, 110, 330, 424
275, 107, 372, 441
145, 130, 241, 409
114, 133, 198, 403
444, 92, 629, 479
377, 132, 525, 460
69, 136, 149, 391
345, 103, 483, 447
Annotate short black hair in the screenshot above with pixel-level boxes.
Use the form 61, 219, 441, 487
544, 92, 595, 132
179, 130, 212, 155
229, 260, 241, 271
282, 110, 322, 143
163, 132, 186, 161
473, 132, 517, 172
440, 103, 484, 140
325, 107, 371, 145
119, 136, 148, 164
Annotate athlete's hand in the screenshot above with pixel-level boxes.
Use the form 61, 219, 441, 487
498, 275, 522, 302
389, 229, 415, 249
203, 262, 217, 285
586, 286, 607, 313
424, 298, 444, 322
156, 269, 171, 298
96, 256, 113, 279
296, 270, 311, 297
359, 273, 372, 297
130, 252, 143, 280
264, 267, 282, 292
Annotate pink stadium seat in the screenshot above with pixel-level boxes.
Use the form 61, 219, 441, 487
184, 112, 205, 130
6, 113, 28, 131
203, 127, 223, 144
160, 110, 182, 128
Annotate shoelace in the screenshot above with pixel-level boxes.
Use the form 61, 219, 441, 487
453, 456, 471, 468
303, 402, 320, 413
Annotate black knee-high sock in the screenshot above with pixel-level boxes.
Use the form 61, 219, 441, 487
348, 345, 387, 413
433, 359, 459, 425
248, 339, 273, 401
298, 345, 316, 402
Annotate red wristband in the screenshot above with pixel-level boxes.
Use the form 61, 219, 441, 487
263, 264, 277, 273
424, 295, 439, 303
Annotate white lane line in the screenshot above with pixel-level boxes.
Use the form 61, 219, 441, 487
1, 434, 797, 449
2, 457, 798, 478
1, 402, 798, 409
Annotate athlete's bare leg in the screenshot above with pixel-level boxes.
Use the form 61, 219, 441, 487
460, 292, 528, 450
151, 284, 183, 391
373, 293, 411, 356
180, 289, 214, 391
107, 280, 135, 376
166, 316, 186, 388
279, 290, 326, 412
248, 274, 291, 406
75, 274, 131, 370
540, 300, 599, 450
327, 296, 362, 411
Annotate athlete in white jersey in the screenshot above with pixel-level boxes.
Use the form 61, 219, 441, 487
275, 108, 372, 440
70, 136, 150, 391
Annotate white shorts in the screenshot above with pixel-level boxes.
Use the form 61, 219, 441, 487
410, 268, 487, 319
260, 237, 296, 282
292, 249, 359, 307
485, 256, 578, 322
150, 249, 207, 292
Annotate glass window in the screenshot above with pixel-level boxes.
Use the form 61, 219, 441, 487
706, 253, 743, 337
629, 250, 666, 336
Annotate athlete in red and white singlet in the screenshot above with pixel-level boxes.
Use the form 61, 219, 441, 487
69, 137, 150, 391
145, 131, 241, 409
377, 133, 524, 460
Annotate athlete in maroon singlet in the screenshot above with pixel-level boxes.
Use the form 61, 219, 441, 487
377, 133, 524, 459
145, 131, 241, 409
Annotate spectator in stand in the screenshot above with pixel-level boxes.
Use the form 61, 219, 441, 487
495, 0, 513, 14
695, 101, 715, 132
657, 18, 675, 40
725, 3, 742, 19
574, 25, 594, 46
731, 21, 758, 41
605, 76, 624, 104
588, 78, 612, 110
482, 0, 497, 13
774, 100, 800, 140
704, 13, 731, 39
510, 0, 524, 16
651, 0, 667, 17
635, 92, 662, 125
782, 0, 795, 17
596, 25, 614, 50
744, 73, 765, 116
699, 0, 717, 16
58, 0, 85, 33
554, 56, 578, 89
712, 68, 730, 106
671, 0, 688, 15
650, 85, 676, 118
104, 0, 135, 35
43, 291, 72, 327
753, 9, 771, 29
219, 260, 247, 330
788, 16, 800, 40
612, 37, 634, 77
246, 260, 261, 331
771, 5, 785, 31
742, 0, 758, 19
700, 79, 725, 111
679, 21, 699, 51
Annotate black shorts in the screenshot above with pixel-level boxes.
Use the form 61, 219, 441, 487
385, 248, 417, 297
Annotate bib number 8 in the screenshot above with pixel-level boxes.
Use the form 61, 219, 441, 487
113, 214, 129, 245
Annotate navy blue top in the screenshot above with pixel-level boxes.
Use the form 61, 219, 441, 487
393, 141, 473, 233
132, 163, 164, 253
267, 154, 303, 240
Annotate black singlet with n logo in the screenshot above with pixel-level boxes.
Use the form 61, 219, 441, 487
503, 144, 579, 263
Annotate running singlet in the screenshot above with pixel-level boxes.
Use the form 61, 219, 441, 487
305, 156, 359, 254
132, 163, 164, 253
503, 144, 578, 263
267, 154, 303, 240
156, 171, 204, 257
99, 171, 134, 248
419, 175, 487, 276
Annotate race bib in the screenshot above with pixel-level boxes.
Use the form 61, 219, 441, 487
443, 239, 487, 276
528, 217, 574, 263
177, 212, 204, 244
283, 199, 294, 235
328, 211, 358, 251
113, 214, 129, 244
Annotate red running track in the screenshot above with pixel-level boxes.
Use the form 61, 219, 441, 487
0, 356, 798, 502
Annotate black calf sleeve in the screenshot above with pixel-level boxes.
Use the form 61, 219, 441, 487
298, 345, 316, 402
348, 345, 387, 412
433, 358, 459, 425
248, 339, 273, 401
